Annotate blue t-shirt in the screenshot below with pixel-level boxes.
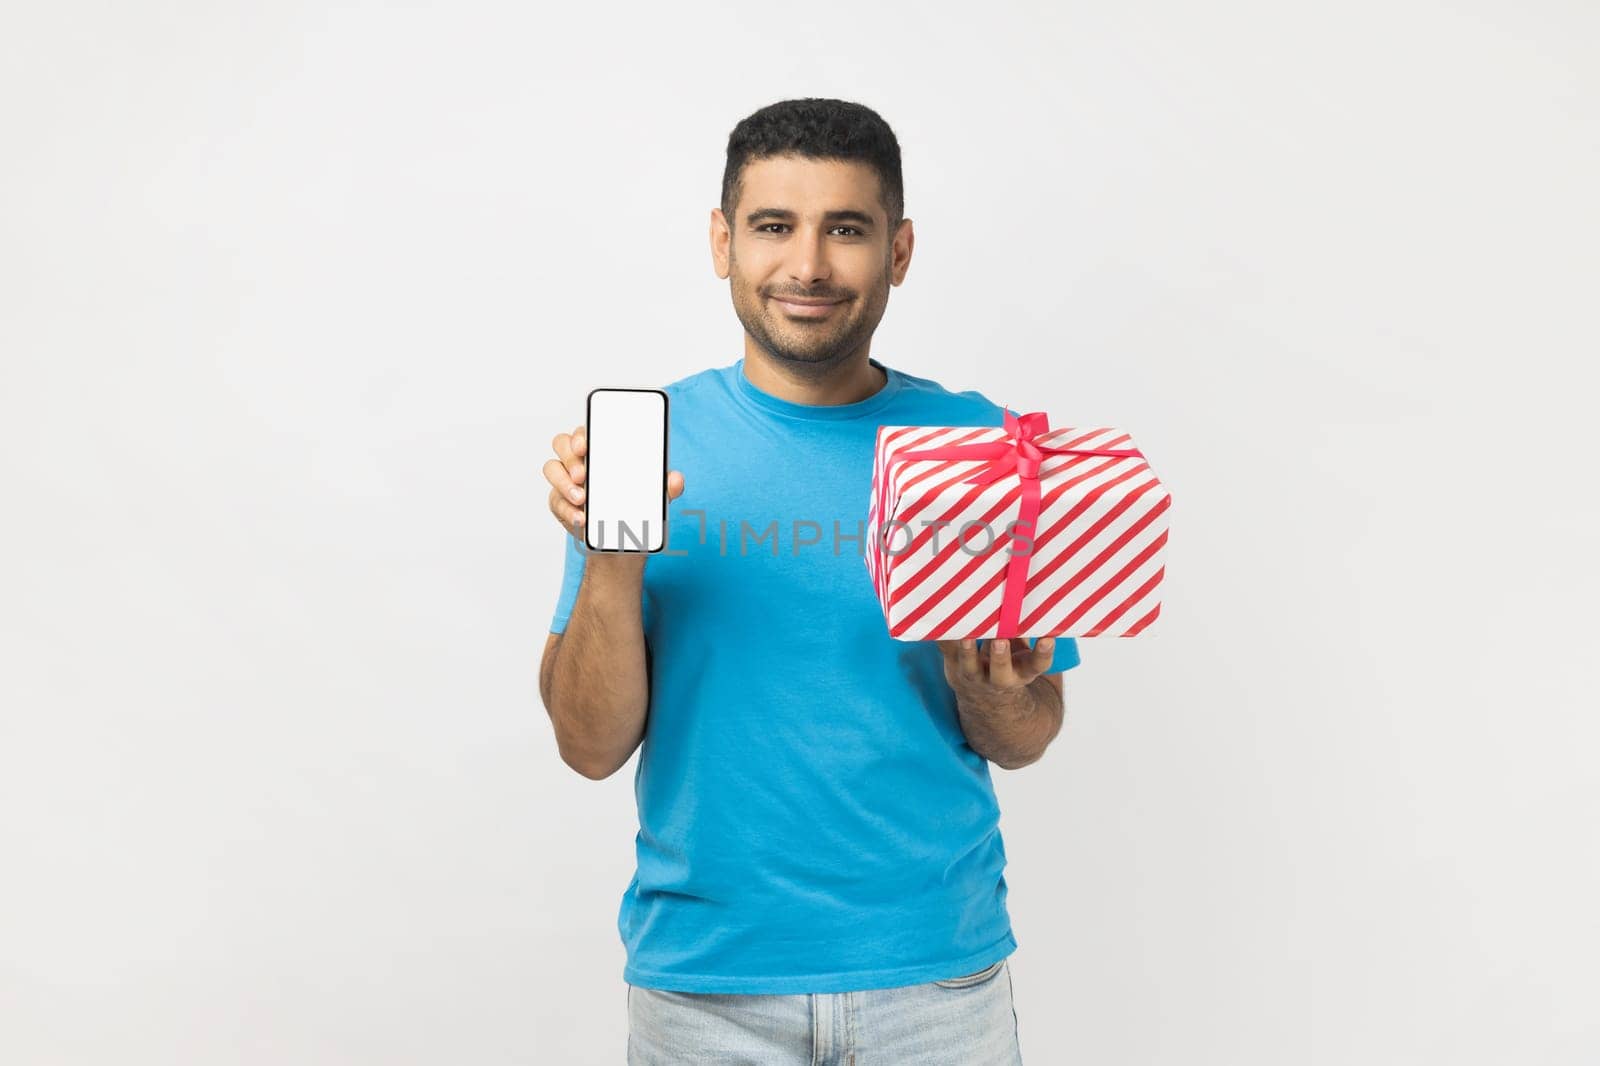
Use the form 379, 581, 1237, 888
549, 355, 1082, 994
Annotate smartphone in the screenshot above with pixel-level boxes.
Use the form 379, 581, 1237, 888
584, 387, 669, 553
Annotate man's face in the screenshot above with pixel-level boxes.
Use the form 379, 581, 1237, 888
713, 155, 912, 377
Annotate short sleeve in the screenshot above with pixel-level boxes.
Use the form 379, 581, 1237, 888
550, 531, 587, 635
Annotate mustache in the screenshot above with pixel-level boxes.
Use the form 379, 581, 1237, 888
767, 290, 850, 301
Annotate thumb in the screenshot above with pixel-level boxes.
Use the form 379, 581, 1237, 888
668, 469, 686, 500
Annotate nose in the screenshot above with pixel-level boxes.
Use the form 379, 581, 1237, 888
788, 224, 831, 287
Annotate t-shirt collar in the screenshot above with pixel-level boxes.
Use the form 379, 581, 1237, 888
730, 355, 903, 422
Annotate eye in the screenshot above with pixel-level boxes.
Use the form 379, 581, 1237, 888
754, 223, 865, 236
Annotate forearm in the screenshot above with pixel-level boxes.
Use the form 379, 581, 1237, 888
541, 553, 650, 779
955, 674, 1063, 771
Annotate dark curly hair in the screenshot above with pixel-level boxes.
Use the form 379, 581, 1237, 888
721, 98, 905, 234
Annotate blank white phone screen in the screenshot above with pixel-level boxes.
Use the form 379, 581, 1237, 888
585, 389, 667, 552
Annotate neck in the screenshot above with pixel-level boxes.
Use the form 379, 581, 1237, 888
740, 344, 888, 405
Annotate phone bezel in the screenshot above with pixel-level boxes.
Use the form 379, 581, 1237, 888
582, 387, 670, 554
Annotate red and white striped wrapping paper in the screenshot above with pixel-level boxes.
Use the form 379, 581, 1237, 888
865, 420, 1171, 640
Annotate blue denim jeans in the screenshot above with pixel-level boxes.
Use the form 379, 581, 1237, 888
626, 957, 1024, 1064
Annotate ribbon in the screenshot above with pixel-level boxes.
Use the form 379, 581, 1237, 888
882, 409, 1145, 639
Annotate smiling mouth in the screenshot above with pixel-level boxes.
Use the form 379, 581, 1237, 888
771, 296, 844, 318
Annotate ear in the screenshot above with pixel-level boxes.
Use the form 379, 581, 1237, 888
710, 208, 731, 279
890, 217, 914, 286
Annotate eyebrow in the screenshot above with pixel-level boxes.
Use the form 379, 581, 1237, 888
744, 207, 876, 229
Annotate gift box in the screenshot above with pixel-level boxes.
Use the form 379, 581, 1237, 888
866, 410, 1170, 640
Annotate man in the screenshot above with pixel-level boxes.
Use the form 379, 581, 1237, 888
539, 98, 1077, 1065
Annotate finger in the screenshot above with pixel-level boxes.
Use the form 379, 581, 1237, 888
552, 429, 586, 486
1029, 637, 1056, 675
568, 427, 587, 485
547, 484, 585, 536
667, 469, 686, 500
987, 638, 1019, 687
543, 457, 585, 509
935, 639, 978, 674
546, 483, 583, 529
999, 638, 1053, 687
543, 453, 585, 534
956, 638, 982, 678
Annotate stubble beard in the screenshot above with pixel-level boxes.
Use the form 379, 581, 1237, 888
730, 249, 892, 384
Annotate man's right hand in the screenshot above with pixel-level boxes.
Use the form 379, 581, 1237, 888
544, 424, 686, 546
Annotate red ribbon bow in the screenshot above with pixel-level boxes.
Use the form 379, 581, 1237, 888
884, 409, 1145, 638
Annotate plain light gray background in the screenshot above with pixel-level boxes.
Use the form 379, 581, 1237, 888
3, 2, 1596, 1063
